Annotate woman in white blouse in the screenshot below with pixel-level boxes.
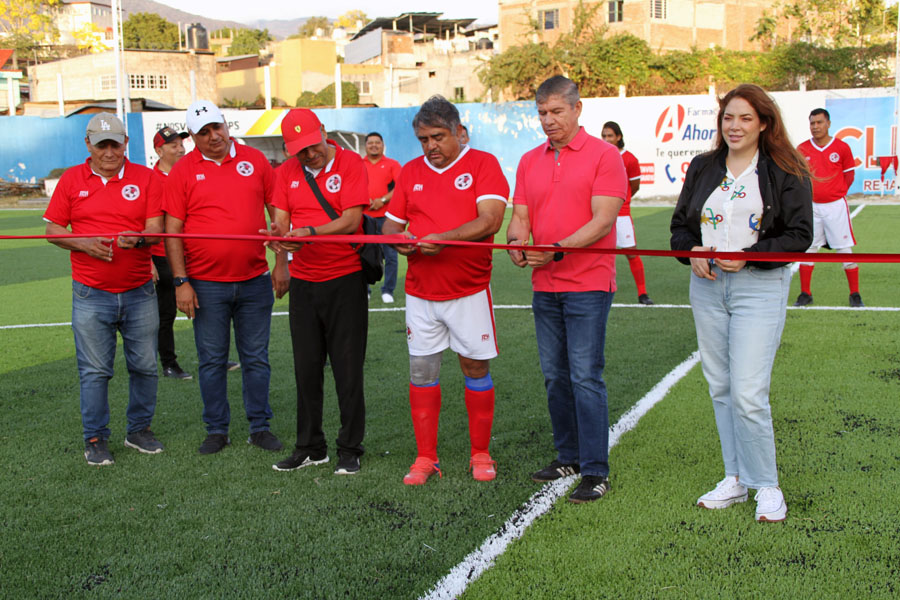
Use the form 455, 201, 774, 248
670, 84, 813, 522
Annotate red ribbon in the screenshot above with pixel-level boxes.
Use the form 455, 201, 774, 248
3, 232, 898, 264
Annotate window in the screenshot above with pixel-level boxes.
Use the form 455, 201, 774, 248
99, 74, 115, 92
538, 9, 559, 30
454, 87, 465, 102
129, 74, 145, 89
356, 80, 371, 95
649, 0, 667, 20
609, 1, 624, 22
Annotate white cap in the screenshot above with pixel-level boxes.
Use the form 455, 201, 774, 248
185, 100, 225, 134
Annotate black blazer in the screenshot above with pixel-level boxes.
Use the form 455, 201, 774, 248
670, 147, 813, 269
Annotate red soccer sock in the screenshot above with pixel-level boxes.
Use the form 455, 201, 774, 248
409, 383, 441, 462
799, 264, 814, 295
627, 255, 647, 296
464, 386, 495, 456
845, 266, 860, 294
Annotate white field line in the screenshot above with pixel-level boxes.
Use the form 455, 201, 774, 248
790, 202, 866, 274
419, 351, 702, 600
4, 302, 899, 331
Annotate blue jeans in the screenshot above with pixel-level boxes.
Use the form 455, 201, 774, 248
533, 290, 614, 477
71, 280, 159, 440
191, 273, 275, 435
374, 216, 397, 295
690, 266, 791, 489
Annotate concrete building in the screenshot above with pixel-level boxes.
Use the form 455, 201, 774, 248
498, 0, 777, 52
54, 0, 115, 51
27, 49, 217, 111
343, 13, 499, 107
216, 38, 336, 106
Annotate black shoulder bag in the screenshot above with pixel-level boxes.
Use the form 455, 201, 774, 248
303, 169, 383, 285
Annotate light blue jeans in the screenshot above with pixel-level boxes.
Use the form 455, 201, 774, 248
72, 280, 159, 440
689, 266, 791, 489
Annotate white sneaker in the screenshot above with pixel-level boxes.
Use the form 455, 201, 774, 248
755, 486, 787, 522
697, 476, 748, 509
381, 292, 394, 304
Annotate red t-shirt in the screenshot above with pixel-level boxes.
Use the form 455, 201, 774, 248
363, 155, 402, 218
44, 159, 162, 293
618, 149, 641, 217
387, 147, 510, 301
797, 137, 856, 204
164, 142, 274, 282
272, 143, 369, 282
150, 164, 169, 257
513, 127, 627, 293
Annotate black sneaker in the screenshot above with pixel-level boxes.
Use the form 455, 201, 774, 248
124, 428, 164, 454
568, 475, 610, 503
273, 450, 329, 472
162, 364, 192, 380
849, 293, 865, 308
334, 452, 361, 475
226, 361, 241, 371
84, 437, 114, 466
793, 292, 813, 307
247, 430, 283, 451
531, 460, 580, 482
198, 433, 230, 454
638, 294, 654, 305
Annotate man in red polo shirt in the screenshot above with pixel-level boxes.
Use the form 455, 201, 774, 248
795, 108, 862, 307
383, 95, 509, 485
44, 112, 165, 466
363, 132, 402, 303
508, 76, 627, 503
165, 100, 287, 455
267, 109, 369, 476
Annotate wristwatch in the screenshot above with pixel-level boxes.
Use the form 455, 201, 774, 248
306, 226, 316, 236
553, 242, 565, 262
173, 277, 189, 287
135, 237, 146, 248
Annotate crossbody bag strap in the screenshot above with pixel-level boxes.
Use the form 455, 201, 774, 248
303, 168, 339, 221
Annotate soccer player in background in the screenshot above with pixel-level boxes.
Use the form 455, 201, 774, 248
795, 108, 862, 307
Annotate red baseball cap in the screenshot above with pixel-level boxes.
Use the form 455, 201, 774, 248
281, 109, 324, 156
153, 126, 189, 148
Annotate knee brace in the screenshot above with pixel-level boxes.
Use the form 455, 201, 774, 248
410, 352, 442, 387
836, 247, 857, 270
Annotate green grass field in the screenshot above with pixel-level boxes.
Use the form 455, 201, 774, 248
1, 206, 898, 598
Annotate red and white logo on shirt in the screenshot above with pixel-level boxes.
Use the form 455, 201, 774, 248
290, 180, 300, 189
454, 173, 473, 190
236, 161, 254, 176
326, 174, 342, 193
121, 184, 140, 201
829, 152, 840, 163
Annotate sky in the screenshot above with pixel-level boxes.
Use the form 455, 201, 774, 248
152, 0, 500, 26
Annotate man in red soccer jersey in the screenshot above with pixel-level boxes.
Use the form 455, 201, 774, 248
165, 100, 287, 455
362, 131, 402, 303
149, 126, 192, 380
44, 113, 165, 466
383, 96, 509, 485
795, 108, 862, 307
267, 109, 369, 476
508, 76, 627, 503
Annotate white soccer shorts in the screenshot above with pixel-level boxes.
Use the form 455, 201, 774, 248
405, 287, 498, 360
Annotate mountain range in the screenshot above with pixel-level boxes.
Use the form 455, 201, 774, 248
122, 0, 313, 39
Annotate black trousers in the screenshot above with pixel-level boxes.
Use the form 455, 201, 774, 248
152, 254, 178, 368
289, 271, 368, 456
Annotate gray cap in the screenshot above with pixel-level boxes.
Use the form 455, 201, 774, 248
86, 112, 127, 145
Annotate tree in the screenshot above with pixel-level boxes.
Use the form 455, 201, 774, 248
73, 23, 108, 54
122, 12, 179, 50
0, 0, 60, 68
313, 82, 359, 106
752, 0, 896, 48
227, 28, 271, 56
336, 10, 367, 30
296, 17, 332, 39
